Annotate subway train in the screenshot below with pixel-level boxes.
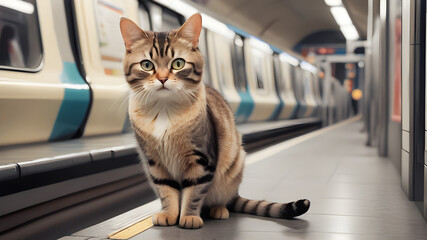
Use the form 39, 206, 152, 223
0, 0, 355, 238
0, 0, 353, 147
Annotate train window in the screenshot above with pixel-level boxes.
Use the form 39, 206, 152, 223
148, 4, 181, 31
252, 53, 265, 90
273, 54, 285, 93
94, 0, 128, 75
291, 66, 304, 101
281, 63, 295, 93
256, 72, 264, 89
138, 3, 151, 30
0, 0, 42, 71
214, 52, 228, 90
231, 35, 248, 92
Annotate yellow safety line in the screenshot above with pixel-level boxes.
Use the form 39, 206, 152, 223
108, 216, 154, 239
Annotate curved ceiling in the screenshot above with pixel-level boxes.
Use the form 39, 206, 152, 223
187, 0, 368, 56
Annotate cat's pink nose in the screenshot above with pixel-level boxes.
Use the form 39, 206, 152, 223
158, 78, 168, 84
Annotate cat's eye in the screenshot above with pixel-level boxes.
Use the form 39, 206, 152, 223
140, 60, 154, 71
171, 58, 185, 70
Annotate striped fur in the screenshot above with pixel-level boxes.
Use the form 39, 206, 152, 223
228, 197, 310, 219
120, 14, 310, 229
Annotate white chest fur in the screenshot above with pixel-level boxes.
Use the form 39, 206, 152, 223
152, 109, 171, 139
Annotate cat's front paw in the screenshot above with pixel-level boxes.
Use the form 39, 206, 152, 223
209, 206, 229, 220
179, 215, 204, 229
152, 212, 177, 226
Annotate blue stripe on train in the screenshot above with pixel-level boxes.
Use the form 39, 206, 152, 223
227, 25, 251, 38
235, 91, 254, 123
270, 45, 283, 54
290, 101, 299, 119
297, 102, 307, 118
49, 61, 90, 141
269, 98, 283, 120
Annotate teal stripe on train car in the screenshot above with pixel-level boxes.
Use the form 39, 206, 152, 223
290, 101, 299, 119
269, 98, 283, 120
49, 62, 90, 141
235, 91, 254, 123
297, 102, 307, 118
270, 45, 283, 54
227, 25, 251, 38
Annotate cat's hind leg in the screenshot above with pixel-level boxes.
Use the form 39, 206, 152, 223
209, 206, 229, 219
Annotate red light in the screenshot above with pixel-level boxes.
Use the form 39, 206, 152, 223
317, 48, 335, 55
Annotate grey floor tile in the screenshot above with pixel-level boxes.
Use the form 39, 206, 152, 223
83, 120, 427, 240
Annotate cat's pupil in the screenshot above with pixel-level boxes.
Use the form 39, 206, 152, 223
177, 61, 181, 67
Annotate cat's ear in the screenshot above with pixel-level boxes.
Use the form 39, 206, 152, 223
176, 13, 202, 48
120, 17, 149, 51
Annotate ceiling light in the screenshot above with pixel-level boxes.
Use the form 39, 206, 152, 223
324, 0, 342, 6
330, 6, 352, 26
0, 0, 34, 14
340, 25, 359, 40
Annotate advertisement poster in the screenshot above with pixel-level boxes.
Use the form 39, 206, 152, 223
392, 18, 401, 122
95, 0, 126, 76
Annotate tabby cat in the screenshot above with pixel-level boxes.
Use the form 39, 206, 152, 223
119, 13, 310, 229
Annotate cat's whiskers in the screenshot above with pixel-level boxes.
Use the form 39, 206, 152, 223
176, 88, 193, 106
133, 88, 145, 102
184, 88, 204, 113
133, 87, 152, 109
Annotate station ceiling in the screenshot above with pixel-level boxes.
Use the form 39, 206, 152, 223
188, 0, 368, 56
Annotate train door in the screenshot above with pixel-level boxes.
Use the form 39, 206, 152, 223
72, 0, 139, 136
206, 30, 241, 113
311, 73, 323, 118
244, 37, 281, 122
293, 66, 307, 118
198, 28, 213, 87
273, 53, 298, 119
231, 35, 254, 123
0, 0, 90, 146
301, 69, 317, 118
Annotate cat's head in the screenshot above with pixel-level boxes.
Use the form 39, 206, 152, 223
120, 14, 204, 107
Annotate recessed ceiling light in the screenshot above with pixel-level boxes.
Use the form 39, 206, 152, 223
330, 6, 353, 26
340, 25, 360, 40
324, 0, 343, 7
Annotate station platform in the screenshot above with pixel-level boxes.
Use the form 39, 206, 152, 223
54, 116, 427, 240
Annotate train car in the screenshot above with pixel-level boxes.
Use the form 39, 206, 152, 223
272, 51, 299, 120
205, 25, 241, 113
0, 0, 349, 148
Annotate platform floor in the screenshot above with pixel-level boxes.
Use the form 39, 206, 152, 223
71, 118, 427, 240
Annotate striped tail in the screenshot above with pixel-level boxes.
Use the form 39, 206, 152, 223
227, 196, 310, 219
